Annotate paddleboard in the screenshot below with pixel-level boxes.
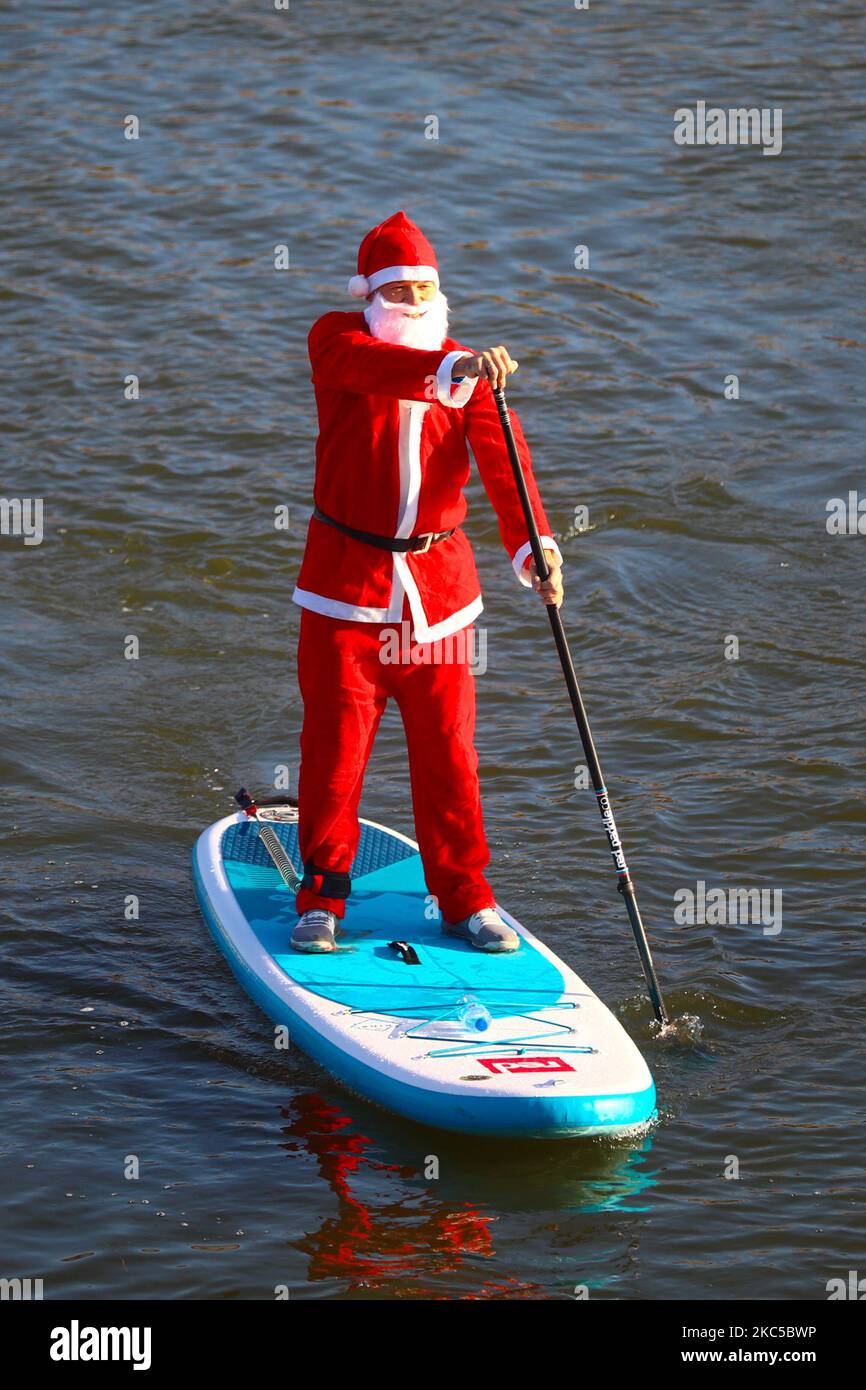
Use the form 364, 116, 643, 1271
192, 803, 656, 1139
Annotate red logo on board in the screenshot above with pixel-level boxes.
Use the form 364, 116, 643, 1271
478, 1056, 575, 1075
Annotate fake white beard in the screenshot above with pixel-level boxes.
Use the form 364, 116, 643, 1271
364, 290, 449, 350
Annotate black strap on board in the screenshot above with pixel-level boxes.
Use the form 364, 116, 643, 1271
388, 940, 421, 966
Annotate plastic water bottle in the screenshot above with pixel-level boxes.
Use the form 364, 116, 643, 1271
456, 994, 491, 1032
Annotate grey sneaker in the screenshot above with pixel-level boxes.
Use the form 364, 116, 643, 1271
291, 909, 338, 953
443, 907, 520, 953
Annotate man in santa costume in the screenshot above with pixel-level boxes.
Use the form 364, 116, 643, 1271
291, 211, 563, 953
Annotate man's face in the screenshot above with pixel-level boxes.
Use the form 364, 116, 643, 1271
364, 280, 448, 349
371, 280, 438, 314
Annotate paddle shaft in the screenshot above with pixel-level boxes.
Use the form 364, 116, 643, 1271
491, 386, 668, 1026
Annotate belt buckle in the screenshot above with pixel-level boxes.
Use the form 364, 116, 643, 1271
414, 532, 434, 554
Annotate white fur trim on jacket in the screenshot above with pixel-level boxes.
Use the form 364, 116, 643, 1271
291, 583, 483, 643
512, 537, 563, 587
292, 587, 397, 622
436, 350, 479, 409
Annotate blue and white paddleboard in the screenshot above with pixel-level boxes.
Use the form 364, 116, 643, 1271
192, 804, 656, 1139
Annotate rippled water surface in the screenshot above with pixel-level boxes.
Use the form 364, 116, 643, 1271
1, 1, 864, 1300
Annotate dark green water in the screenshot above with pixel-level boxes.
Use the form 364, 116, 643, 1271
1, 0, 864, 1300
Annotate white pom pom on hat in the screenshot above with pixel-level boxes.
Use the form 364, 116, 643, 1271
347, 274, 370, 298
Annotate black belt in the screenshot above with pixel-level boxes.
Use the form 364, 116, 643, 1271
313, 505, 456, 554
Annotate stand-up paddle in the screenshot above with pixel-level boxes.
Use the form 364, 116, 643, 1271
491, 386, 669, 1027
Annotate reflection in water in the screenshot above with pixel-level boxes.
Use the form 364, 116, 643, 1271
280, 1091, 657, 1294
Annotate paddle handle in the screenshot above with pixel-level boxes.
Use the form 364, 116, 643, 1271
491, 386, 668, 1026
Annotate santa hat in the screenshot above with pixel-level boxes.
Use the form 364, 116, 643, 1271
347, 211, 439, 298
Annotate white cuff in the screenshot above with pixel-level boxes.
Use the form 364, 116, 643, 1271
436, 350, 478, 408
512, 536, 562, 587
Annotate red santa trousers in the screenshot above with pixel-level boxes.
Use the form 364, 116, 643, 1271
294, 603, 495, 925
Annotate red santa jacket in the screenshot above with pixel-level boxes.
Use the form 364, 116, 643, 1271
292, 311, 562, 643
